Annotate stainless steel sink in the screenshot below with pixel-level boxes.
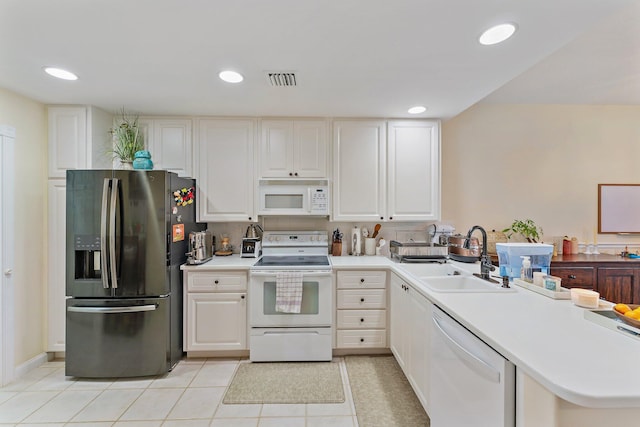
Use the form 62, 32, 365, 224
418, 275, 515, 293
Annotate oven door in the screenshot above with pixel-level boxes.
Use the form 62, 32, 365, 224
249, 270, 332, 327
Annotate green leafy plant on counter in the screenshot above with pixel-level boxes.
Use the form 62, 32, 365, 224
502, 219, 543, 243
110, 108, 144, 163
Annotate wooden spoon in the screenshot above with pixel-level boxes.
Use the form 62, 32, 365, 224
371, 223, 382, 238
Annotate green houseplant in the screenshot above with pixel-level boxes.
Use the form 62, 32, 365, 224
502, 219, 543, 243
110, 108, 144, 167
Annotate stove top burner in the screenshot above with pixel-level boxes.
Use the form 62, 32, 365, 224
253, 255, 330, 268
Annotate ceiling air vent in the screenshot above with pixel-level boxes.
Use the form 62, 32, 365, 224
267, 72, 297, 87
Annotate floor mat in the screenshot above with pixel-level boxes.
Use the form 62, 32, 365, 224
345, 355, 430, 427
222, 361, 345, 404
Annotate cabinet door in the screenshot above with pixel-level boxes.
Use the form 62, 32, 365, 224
597, 268, 640, 304
186, 293, 247, 351
387, 120, 440, 221
389, 274, 408, 369
48, 107, 87, 178
197, 119, 256, 222
260, 120, 293, 178
408, 289, 432, 412
332, 120, 386, 221
47, 180, 66, 351
293, 120, 327, 178
150, 119, 193, 177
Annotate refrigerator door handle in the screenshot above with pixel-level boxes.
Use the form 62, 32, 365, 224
109, 178, 119, 289
68, 304, 158, 314
100, 178, 111, 289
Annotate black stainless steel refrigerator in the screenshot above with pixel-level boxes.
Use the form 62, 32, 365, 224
65, 170, 203, 378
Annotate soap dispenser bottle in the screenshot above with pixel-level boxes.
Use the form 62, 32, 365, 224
520, 256, 532, 282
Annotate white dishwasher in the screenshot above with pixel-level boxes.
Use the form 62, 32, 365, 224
430, 305, 515, 427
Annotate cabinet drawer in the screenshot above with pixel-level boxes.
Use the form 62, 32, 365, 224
187, 271, 247, 292
549, 267, 594, 289
336, 330, 387, 348
337, 270, 386, 289
337, 289, 386, 309
337, 309, 386, 329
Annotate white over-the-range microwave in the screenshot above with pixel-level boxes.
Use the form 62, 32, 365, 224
257, 180, 329, 216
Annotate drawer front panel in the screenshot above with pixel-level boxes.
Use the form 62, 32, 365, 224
336, 329, 387, 348
187, 272, 248, 292
337, 270, 386, 289
337, 309, 386, 329
337, 289, 386, 309
549, 267, 594, 289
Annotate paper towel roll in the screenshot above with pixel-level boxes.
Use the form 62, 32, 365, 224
351, 227, 361, 255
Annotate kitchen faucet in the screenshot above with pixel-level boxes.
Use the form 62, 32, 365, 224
465, 225, 497, 283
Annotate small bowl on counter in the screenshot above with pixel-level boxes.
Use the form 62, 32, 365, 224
570, 288, 600, 309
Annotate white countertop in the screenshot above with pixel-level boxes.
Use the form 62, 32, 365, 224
180, 254, 257, 270
183, 253, 640, 408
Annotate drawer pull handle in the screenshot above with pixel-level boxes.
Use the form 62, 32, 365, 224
241, 295, 245, 299
360, 338, 365, 342
569, 275, 577, 279
360, 318, 365, 322
360, 298, 365, 302
214, 280, 219, 284
360, 278, 365, 283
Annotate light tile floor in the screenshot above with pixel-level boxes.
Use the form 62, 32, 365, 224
0, 358, 358, 426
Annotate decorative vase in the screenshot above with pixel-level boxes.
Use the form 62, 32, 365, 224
133, 150, 153, 170
120, 160, 134, 170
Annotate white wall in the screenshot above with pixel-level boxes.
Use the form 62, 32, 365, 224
442, 103, 640, 251
0, 88, 47, 366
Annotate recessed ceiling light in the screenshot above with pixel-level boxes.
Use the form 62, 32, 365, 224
43, 67, 78, 80
408, 106, 427, 114
479, 23, 517, 45
219, 70, 244, 83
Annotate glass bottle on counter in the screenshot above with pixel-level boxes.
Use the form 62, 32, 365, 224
520, 256, 533, 282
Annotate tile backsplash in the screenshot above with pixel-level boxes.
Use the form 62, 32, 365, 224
204, 218, 454, 257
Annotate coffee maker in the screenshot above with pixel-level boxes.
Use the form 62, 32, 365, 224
187, 231, 213, 264
241, 224, 263, 258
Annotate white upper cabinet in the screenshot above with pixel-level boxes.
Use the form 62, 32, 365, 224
332, 119, 440, 222
139, 118, 193, 177
387, 120, 440, 221
259, 119, 327, 178
47, 105, 113, 178
196, 118, 257, 222
332, 120, 387, 221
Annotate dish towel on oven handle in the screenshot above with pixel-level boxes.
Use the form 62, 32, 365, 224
275, 271, 304, 313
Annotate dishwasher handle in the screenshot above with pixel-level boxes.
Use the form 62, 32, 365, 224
432, 313, 501, 383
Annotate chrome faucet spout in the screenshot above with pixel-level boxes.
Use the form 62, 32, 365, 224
465, 225, 495, 281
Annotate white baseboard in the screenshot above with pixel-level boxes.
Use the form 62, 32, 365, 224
14, 352, 48, 380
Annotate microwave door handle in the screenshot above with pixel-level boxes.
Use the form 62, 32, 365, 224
109, 178, 119, 289
100, 178, 111, 289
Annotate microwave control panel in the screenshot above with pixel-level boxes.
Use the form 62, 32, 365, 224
310, 188, 328, 213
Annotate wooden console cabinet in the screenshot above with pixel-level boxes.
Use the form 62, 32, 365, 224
549, 254, 640, 304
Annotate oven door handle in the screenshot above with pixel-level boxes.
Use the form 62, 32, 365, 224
250, 270, 333, 277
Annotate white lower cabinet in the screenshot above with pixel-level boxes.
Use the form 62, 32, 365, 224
390, 272, 432, 413
47, 180, 66, 352
183, 270, 248, 352
335, 270, 387, 349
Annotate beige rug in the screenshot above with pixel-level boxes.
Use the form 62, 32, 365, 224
345, 355, 430, 427
223, 361, 345, 404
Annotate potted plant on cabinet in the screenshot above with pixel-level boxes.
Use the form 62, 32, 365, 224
502, 219, 543, 243
110, 108, 144, 169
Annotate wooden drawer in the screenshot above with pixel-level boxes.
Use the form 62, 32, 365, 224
186, 271, 247, 292
549, 267, 594, 289
336, 329, 387, 348
337, 289, 386, 309
337, 270, 386, 289
337, 309, 386, 329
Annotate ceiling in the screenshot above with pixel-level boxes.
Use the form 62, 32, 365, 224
0, 0, 637, 120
